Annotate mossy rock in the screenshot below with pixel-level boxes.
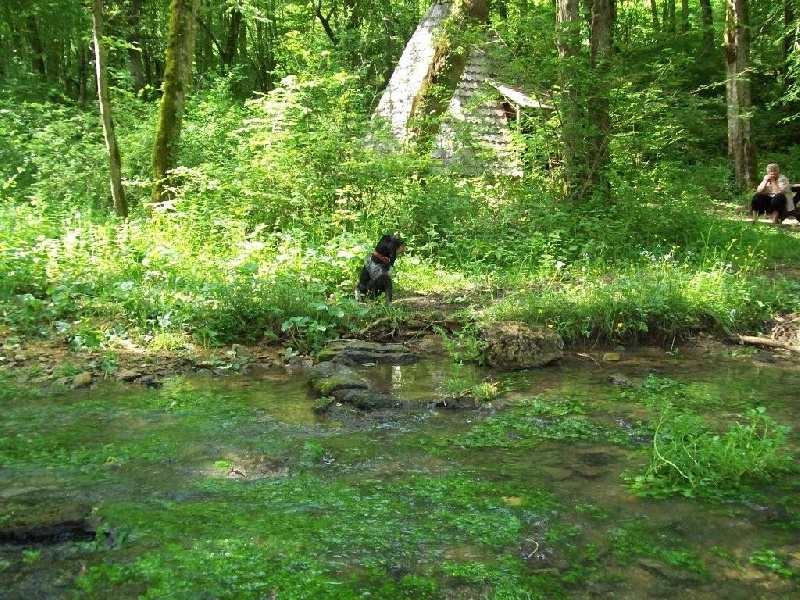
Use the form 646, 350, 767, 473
318, 340, 418, 366
0, 492, 94, 543
333, 388, 397, 410
314, 375, 369, 396
478, 321, 563, 371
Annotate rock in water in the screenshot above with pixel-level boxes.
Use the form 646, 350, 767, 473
478, 321, 563, 371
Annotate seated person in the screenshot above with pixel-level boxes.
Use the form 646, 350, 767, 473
751, 163, 795, 223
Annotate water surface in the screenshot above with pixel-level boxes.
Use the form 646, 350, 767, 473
1, 348, 798, 599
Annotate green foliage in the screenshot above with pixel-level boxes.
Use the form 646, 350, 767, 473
610, 518, 708, 575
438, 363, 501, 404
487, 231, 795, 345
436, 323, 486, 364
2, 3, 800, 353
749, 549, 798, 579
626, 377, 795, 500
0, 100, 109, 212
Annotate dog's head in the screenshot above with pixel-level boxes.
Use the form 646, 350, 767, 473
375, 234, 406, 259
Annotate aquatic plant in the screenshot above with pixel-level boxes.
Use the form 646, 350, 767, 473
626, 378, 795, 500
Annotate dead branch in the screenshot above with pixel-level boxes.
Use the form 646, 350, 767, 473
730, 335, 800, 354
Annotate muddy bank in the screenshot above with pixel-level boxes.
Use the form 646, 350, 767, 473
1, 295, 798, 389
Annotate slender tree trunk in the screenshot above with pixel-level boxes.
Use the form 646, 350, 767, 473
663, 0, 676, 33
650, 0, 660, 31
126, 0, 147, 93
221, 6, 242, 68
725, 0, 754, 190
587, 0, 614, 196
314, 0, 339, 45
26, 15, 47, 78
556, 0, 583, 199
151, 0, 200, 204
680, 0, 689, 33
91, 0, 128, 218
78, 42, 90, 105
699, 0, 714, 54
254, 19, 277, 92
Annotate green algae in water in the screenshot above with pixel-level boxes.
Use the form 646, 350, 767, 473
78, 474, 570, 599
2, 356, 799, 598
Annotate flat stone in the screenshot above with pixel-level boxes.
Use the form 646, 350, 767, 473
116, 368, 141, 382
333, 388, 397, 410
318, 339, 418, 366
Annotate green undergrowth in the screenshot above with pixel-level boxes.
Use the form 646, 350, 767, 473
3, 85, 800, 355
2, 194, 800, 355
622, 377, 796, 500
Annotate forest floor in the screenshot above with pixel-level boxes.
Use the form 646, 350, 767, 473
1, 288, 799, 390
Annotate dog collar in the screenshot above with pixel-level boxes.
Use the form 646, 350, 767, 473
372, 251, 390, 264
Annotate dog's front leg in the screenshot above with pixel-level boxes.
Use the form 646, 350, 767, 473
385, 277, 393, 302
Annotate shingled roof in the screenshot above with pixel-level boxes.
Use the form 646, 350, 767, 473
372, 2, 544, 175
432, 39, 523, 175
373, 2, 452, 145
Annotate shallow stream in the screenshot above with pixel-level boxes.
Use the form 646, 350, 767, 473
1, 347, 798, 599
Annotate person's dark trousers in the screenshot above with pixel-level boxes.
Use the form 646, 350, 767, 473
751, 192, 788, 219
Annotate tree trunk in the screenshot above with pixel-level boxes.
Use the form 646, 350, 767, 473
725, 0, 754, 190
221, 6, 242, 68
663, 0, 676, 33
408, 0, 491, 146
151, 0, 200, 204
556, 0, 583, 199
699, 0, 714, 54
680, 0, 689, 33
91, 0, 128, 218
650, 0, 659, 31
314, 0, 339, 45
254, 19, 277, 92
78, 42, 90, 105
586, 0, 614, 196
126, 0, 147, 93
26, 15, 47, 78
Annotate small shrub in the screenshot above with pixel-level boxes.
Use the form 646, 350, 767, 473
436, 324, 486, 365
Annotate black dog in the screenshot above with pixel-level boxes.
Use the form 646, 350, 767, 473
355, 234, 406, 302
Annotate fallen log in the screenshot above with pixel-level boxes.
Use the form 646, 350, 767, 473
730, 334, 800, 354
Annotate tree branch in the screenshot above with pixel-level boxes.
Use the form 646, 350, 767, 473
730, 335, 800, 354
314, 1, 338, 46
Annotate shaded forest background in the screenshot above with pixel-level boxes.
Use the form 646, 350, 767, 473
1, 0, 800, 352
